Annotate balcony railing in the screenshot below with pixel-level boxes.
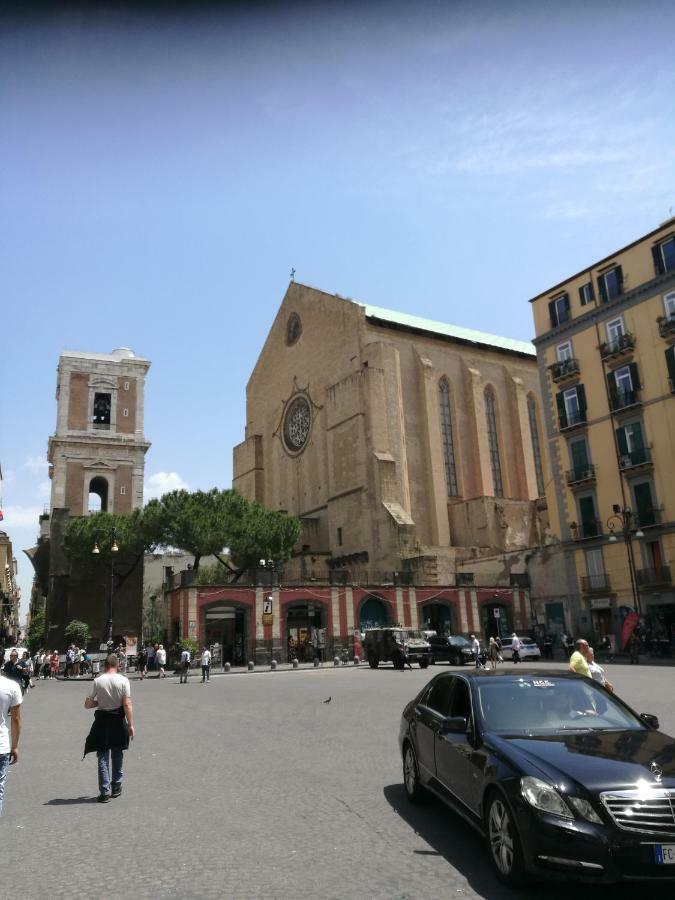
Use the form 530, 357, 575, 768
566, 464, 596, 486
618, 447, 652, 470
581, 573, 611, 593
549, 358, 580, 382
658, 314, 675, 338
559, 409, 587, 431
637, 507, 662, 528
609, 387, 641, 412
636, 566, 672, 587
599, 332, 635, 360
573, 519, 603, 540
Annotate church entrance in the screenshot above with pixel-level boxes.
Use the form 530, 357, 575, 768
359, 595, 391, 631
203, 605, 247, 666
286, 603, 326, 662
481, 602, 510, 641
420, 602, 455, 635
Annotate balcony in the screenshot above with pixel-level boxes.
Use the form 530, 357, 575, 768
566, 464, 596, 487
609, 387, 641, 412
549, 358, 581, 383
558, 410, 587, 432
636, 566, 672, 588
658, 314, 675, 339
572, 519, 603, 540
599, 332, 635, 361
637, 507, 662, 528
581, 573, 611, 594
618, 447, 652, 471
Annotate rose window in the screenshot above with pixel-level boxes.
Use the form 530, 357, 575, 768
283, 396, 311, 452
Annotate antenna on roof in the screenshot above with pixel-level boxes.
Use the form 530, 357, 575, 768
290, 268, 296, 282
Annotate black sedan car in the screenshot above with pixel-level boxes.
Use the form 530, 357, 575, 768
428, 634, 476, 666
399, 670, 675, 885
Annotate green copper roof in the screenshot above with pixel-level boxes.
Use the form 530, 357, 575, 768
362, 303, 535, 357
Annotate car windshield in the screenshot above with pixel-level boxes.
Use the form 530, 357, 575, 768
449, 637, 471, 648
393, 630, 424, 641
521, 638, 535, 645
477, 677, 644, 735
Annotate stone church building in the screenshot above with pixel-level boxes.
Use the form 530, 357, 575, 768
228, 282, 553, 651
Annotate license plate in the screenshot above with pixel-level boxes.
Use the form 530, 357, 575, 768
655, 844, 675, 865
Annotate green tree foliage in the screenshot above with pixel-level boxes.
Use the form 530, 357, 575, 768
64, 618, 90, 646
228, 500, 300, 572
26, 607, 46, 652
63, 508, 163, 566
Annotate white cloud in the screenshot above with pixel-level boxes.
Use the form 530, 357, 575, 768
144, 472, 190, 501
1, 469, 15, 486
1, 505, 43, 528
24, 455, 48, 473
36, 480, 51, 501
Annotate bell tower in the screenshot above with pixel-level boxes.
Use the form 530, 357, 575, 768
48, 348, 151, 516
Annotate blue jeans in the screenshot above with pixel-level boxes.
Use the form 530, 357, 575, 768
97, 749, 123, 796
0, 753, 10, 815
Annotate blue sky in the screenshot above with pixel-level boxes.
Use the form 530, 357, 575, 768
2, 0, 674, 613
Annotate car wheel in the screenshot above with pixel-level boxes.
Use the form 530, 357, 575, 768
403, 742, 424, 803
368, 654, 379, 669
419, 659, 429, 669
486, 793, 526, 886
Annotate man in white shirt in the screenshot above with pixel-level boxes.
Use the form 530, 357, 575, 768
200, 647, 212, 683
0, 671, 23, 815
155, 644, 167, 679
511, 633, 522, 664
179, 647, 191, 684
470, 634, 480, 668
84, 654, 134, 803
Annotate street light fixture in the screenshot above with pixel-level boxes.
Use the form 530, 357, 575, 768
606, 506, 643, 616
92, 527, 119, 645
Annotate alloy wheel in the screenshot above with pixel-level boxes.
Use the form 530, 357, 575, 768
488, 797, 514, 875
403, 745, 421, 801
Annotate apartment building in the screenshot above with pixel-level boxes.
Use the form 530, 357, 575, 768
531, 220, 675, 647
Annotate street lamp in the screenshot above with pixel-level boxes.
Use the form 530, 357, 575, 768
92, 527, 119, 644
606, 505, 643, 616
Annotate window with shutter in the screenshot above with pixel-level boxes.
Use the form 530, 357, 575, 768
579, 282, 594, 306
666, 346, 675, 390
598, 266, 623, 302
578, 496, 599, 538
654, 237, 675, 275
633, 482, 656, 526
556, 391, 567, 429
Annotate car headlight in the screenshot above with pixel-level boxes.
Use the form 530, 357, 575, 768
567, 796, 602, 823
520, 776, 573, 819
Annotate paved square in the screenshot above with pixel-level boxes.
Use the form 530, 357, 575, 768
2, 661, 673, 899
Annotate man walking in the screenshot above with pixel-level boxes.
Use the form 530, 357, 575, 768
0, 669, 22, 815
470, 634, 481, 669
155, 644, 167, 678
179, 646, 191, 684
200, 646, 211, 683
84, 654, 134, 803
511, 633, 522, 664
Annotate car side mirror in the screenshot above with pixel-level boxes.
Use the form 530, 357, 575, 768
640, 713, 659, 730
440, 716, 467, 734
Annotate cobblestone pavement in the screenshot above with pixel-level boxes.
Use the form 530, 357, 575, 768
2, 660, 673, 899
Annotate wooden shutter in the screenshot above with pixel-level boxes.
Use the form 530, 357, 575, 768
665, 346, 675, 382
629, 362, 640, 390
563, 293, 570, 318
615, 426, 628, 456
653, 244, 665, 275
556, 391, 566, 427
597, 274, 608, 303
576, 384, 587, 416
548, 299, 558, 328
571, 440, 588, 470
615, 266, 624, 295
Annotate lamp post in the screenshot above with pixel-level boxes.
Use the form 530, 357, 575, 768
606, 505, 644, 617
92, 528, 119, 645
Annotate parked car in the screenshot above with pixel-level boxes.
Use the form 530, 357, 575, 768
399, 670, 675, 885
499, 636, 541, 661
428, 634, 476, 666
363, 628, 431, 669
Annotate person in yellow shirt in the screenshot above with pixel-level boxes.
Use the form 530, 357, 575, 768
568, 639, 591, 678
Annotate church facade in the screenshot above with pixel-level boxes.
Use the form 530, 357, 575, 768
233, 283, 552, 644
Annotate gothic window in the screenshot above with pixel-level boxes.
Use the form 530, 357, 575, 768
527, 396, 545, 498
438, 378, 458, 496
484, 387, 504, 498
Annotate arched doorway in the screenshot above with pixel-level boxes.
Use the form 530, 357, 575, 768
420, 602, 455, 635
359, 595, 391, 631
202, 603, 248, 666
88, 476, 109, 513
482, 601, 510, 641
286, 602, 326, 662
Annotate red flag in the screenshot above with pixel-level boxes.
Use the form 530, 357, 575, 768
621, 611, 639, 650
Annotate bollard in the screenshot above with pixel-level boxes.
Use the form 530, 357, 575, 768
224, 662, 231, 673
353, 656, 360, 665
271, 659, 278, 670
333, 656, 340, 667
292, 658, 299, 669
247, 660, 254, 671
313, 657, 320, 668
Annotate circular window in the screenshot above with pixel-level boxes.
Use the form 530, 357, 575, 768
283, 395, 311, 453
286, 313, 302, 346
